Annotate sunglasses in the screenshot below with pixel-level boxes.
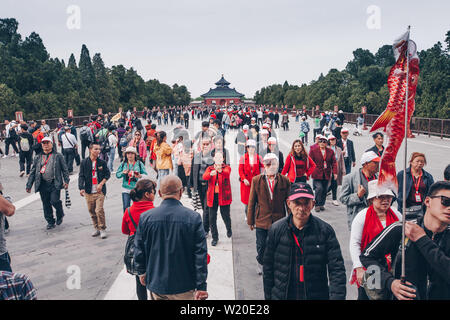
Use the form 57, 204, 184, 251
429, 195, 450, 207
318, 140, 327, 143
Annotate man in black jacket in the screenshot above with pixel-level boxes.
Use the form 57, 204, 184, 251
263, 182, 346, 300
134, 175, 208, 300
360, 181, 450, 300
263, 183, 346, 300
78, 143, 111, 239
337, 128, 356, 174
26, 137, 70, 229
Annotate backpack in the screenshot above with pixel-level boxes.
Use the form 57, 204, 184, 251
101, 134, 111, 154
119, 135, 128, 148
124, 208, 139, 275
20, 136, 30, 152
80, 126, 92, 142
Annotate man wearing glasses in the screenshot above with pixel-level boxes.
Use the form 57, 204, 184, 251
361, 181, 450, 300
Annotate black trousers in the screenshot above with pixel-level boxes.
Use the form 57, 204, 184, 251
19, 151, 33, 174
38, 180, 64, 225
5, 138, 18, 155
63, 148, 75, 173
313, 128, 321, 140
208, 193, 232, 241
198, 182, 209, 232
81, 139, 90, 160
256, 228, 268, 265
184, 119, 189, 129
329, 176, 338, 200
136, 276, 148, 300
358, 287, 370, 300
313, 179, 330, 207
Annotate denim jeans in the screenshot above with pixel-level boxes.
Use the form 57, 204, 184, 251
122, 192, 131, 214
63, 148, 75, 173
313, 179, 330, 207
0, 252, 12, 272
107, 148, 115, 172
157, 169, 170, 192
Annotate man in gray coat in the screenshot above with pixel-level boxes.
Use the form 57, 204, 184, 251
26, 137, 70, 230
339, 151, 380, 230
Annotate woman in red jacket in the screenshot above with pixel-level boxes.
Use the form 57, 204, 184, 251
122, 179, 156, 300
309, 136, 337, 212
281, 139, 316, 183
203, 152, 232, 246
239, 139, 264, 219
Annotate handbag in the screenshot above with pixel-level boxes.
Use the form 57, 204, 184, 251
124, 208, 139, 275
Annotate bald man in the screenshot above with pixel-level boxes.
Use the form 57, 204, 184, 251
134, 175, 208, 300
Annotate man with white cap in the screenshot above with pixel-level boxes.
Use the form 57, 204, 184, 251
263, 182, 346, 300
235, 124, 250, 156
337, 127, 356, 174
349, 179, 401, 300
26, 137, 70, 230
340, 151, 381, 230
258, 129, 270, 158
267, 137, 284, 173
247, 153, 291, 275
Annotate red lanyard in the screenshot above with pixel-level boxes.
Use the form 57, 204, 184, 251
92, 160, 97, 177
413, 174, 422, 193
292, 232, 304, 283
362, 172, 375, 182
267, 178, 275, 194
42, 154, 52, 166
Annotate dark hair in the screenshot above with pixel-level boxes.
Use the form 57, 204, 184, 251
126, 126, 131, 131
202, 121, 210, 128
372, 132, 384, 139
290, 139, 308, 162
156, 131, 166, 146
213, 119, 222, 126
151, 124, 157, 129
445, 164, 450, 181
21, 125, 28, 131
89, 142, 100, 149
83, 120, 89, 125
130, 179, 156, 202
427, 181, 450, 197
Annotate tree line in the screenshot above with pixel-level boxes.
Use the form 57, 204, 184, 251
254, 30, 450, 119
0, 18, 191, 121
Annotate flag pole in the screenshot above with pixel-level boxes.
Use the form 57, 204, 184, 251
401, 25, 411, 284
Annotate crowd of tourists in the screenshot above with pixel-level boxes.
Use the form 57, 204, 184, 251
1, 104, 449, 301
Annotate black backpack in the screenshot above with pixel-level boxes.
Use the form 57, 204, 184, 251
124, 208, 139, 275
101, 133, 111, 154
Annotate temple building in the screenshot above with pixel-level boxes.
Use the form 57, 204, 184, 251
200, 75, 245, 106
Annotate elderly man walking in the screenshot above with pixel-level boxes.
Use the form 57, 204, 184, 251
247, 153, 291, 275
134, 175, 208, 300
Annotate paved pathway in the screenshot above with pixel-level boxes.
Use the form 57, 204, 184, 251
1, 115, 449, 300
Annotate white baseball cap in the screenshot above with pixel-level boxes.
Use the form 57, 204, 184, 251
243, 125, 249, 130
246, 139, 257, 147
41, 137, 53, 143
367, 180, 395, 200
360, 151, 381, 166
341, 127, 349, 133
263, 153, 279, 162
268, 137, 277, 144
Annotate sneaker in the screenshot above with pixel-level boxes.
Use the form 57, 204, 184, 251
227, 230, 232, 238
332, 200, 339, 206
46, 223, 55, 230
211, 239, 218, 246
320, 206, 325, 211
257, 263, 263, 276
91, 230, 100, 237
15, 154, 19, 157
315, 206, 320, 212
20, 171, 25, 177
2, 155, 7, 159
56, 216, 64, 225
4, 229, 9, 235
100, 231, 107, 239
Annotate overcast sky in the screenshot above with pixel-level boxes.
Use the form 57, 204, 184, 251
2, 0, 449, 98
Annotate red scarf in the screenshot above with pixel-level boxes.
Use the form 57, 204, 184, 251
351, 205, 398, 287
